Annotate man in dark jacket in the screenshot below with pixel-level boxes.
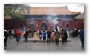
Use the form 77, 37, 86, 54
47, 29, 51, 43
64, 30, 68, 42
79, 27, 84, 49
4, 30, 8, 47
61, 29, 65, 44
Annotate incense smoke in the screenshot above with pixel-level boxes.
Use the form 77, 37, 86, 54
47, 15, 58, 25
46, 14, 60, 31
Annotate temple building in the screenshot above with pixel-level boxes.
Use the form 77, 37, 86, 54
4, 6, 84, 30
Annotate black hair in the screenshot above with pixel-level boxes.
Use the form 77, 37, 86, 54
81, 27, 83, 29
43, 30, 45, 32
56, 29, 58, 31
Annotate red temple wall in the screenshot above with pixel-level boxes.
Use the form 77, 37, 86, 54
4, 19, 84, 30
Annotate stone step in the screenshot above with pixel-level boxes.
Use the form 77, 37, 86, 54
25, 39, 71, 42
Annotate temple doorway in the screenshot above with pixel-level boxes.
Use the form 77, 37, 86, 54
41, 22, 48, 30
54, 24, 60, 31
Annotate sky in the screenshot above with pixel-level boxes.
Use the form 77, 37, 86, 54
29, 4, 84, 13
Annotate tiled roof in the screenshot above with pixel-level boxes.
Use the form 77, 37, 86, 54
75, 12, 84, 19
30, 7, 80, 15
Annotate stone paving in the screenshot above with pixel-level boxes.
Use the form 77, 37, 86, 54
4, 37, 84, 51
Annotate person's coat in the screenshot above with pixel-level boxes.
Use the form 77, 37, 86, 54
54, 31, 60, 39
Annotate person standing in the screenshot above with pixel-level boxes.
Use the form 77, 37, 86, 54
28, 28, 31, 38
51, 30, 55, 42
39, 30, 42, 40
33, 31, 38, 42
61, 29, 65, 44
24, 29, 28, 42
11, 29, 15, 38
4, 30, 8, 47
47, 29, 51, 43
54, 29, 60, 45
42, 30, 47, 42
15, 28, 21, 42
79, 27, 84, 49
8, 29, 12, 39
64, 30, 68, 42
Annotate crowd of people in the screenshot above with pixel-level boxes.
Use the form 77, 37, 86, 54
23, 28, 68, 44
4, 27, 84, 49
